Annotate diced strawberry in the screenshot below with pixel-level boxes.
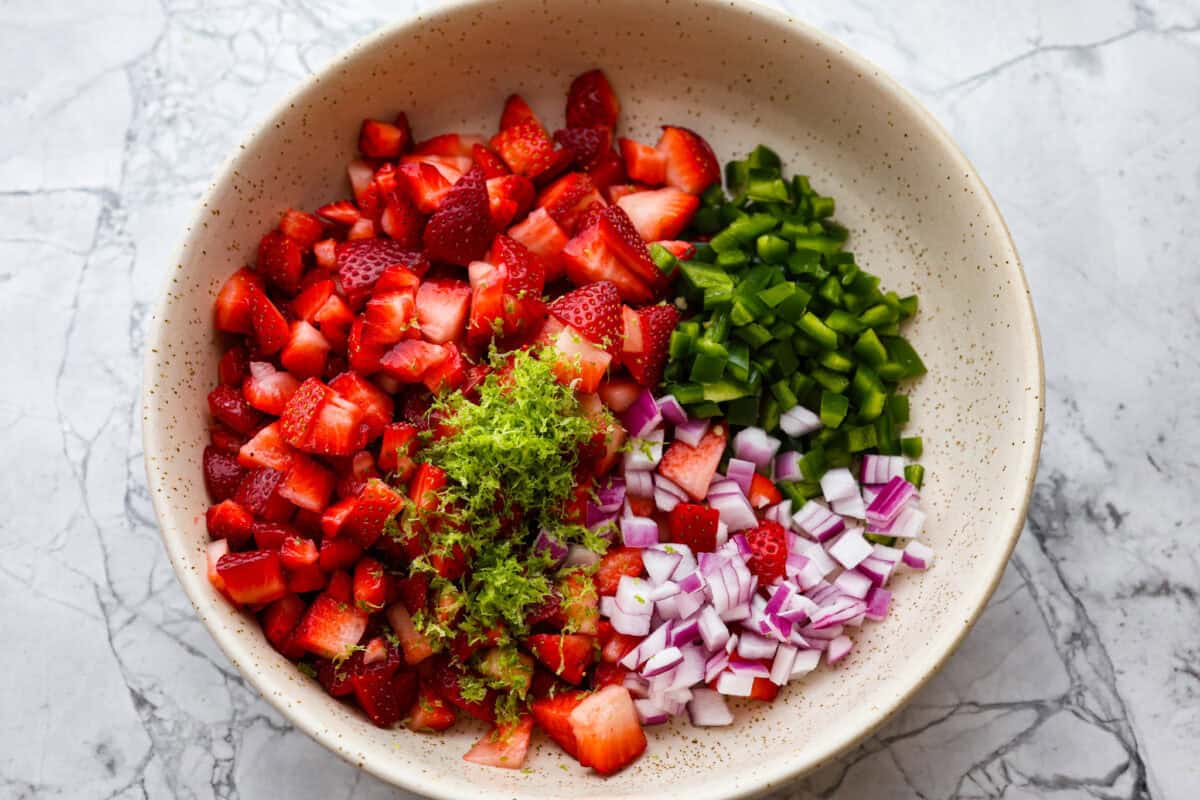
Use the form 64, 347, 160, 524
348, 159, 380, 212
531, 146, 576, 187
379, 339, 450, 383
386, 603, 435, 665
471, 143, 510, 179
279, 209, 324, 249
218, 345, 250, 387
291, 593, 368, 660
279, 454, 335, 512
397, 162, 453, 214
415, 278, 471, 344
499, 93, 541, 131
205, 499, 255, 547
290, 279, 334, 322
598, 620, 641, 664
315, 654, 357, 697
463, 716, 534, 770
280, 378, 367, 456
256, 230, 305, 294
261, 593, 306, 657
279, 535, 318, 570
347, 217, 376, 239
394, 572, 430, 615
252, 520, 297, 550
326, 570, 354, 603
568, 685, 646, 775
352, 557, 387, 612
347, 317, 385, 374
744, 519, 788, 583
508, 207, 568, 283
336, 238, 429, 308
749, 677, 780, 702
605, 183, 642, 204
208, 384, 262, 435
342, 480, 404, 548
216, 550, 288, 605
615, 187, 699, 241
209, 424, 247, 455
362, 291, 417, 347
215, 268, 263, 334
748, 472, 782, 509
667, 502, 720, 553
548, 280, 622, 355
485, 174, 535, 229
623, 303, 679, 387
548, 324, 612, 393
408, 683, 457, 731
561, 211, 656, 304
565, 69, 620, 129
328, 372, 392, 443
530, 689, 588, 758
287, 563, 327, 594
249, 288, 290, 355
537, 172, 607, 233
587, 149, 627, 193
652, 239, 696, 260
489, 235, 545, 296
235, 468, 295, 522
525, 634, 595, 685
490, 121, 557, 177
597, 377, 641, 414
379, 187, 425, 249
378, 421, 419, 477
318, 536, 362, 572
315, 201, 362, 227
238, 421, 295, 471
593, 662, 629, 690
204, 446, 246, 502
656, 125, 720, 194
242, 362, 300, 416
281, 320, 331, 378
359, 118, 410, 158
554, 127, 613, 171
430, 659, 497, 722
413, 133, 483, 158
280, 377, 328, 446
657, 423, 727, 501
422, 342, 467, 394
594, 547, 644, 596
618, 138, 667, 186
551, 571, 599, 635
423, 166, 494, 266
582, 410, 627, 477
334, 449, 379, 501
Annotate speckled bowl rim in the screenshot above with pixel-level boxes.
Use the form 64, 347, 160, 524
142, 1, 1045, 796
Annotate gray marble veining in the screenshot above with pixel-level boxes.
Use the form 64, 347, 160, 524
2, 1, 1197, 798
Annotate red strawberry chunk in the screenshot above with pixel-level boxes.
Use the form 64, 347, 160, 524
292, 593, 368, 660
587, 150, 627, 193
310, 395, 367, 456
463, 716, 534, 770
490, 122, 556, 177
281, 320, 331, 379
565, 69, 620, 129
485, 174, 535, 229
238, 421, 295, 472
218, 345, 249, 387
359, 118, 410, 158
657, 423, 727, 501
261, 593, 306, 657
378, 422, 420, 477
315, 200, 361, 227
615, 187, 700, 241
256, 230, 305, 294
499, 93, 541, 131
744, 519, 788, 583
379, 339, 450, 383
415, 278, 471, 344
279, 377, 328, 445
667, 502, 720, 553
422, 342, 467, 394
215, 268, 263, 334
548, 324, 612, 394
362, 290, 417, 346
208, 384, 262, 435
525, 634, 595, 685
203, 446, 246, 502
548, 280, 621, 355
553, 127, 613, 171
508, 208, 568, 283
530, 690, 588, 758
354, 665, 417, 729
618, 138, 667, 186
408, 683, 457, 731
216, 550, 288, 605
235, 468, 295, 522
290, 279, 334, 322
279, 209, 324, 249
624, 303, 679, 387
279, 535, 318, 570
537, 172, 607, 233
318, 536, 362, 573
242, 362, 300, 415
397, 162, 453, 214
379, 186, 424, 249
430, 660, 497, 722
205, 499, 255, 547
279, 454, 335, 513
342, 480, 404, 548
568, 685, 646, 775
353, 557, 387, 612
249, 289, 290, 355
655, 125, 720, 194
414, 132, 483, 158
471, 143, 510, 179
593, 662, 630, 690
328, 372, 393, 443
748, 472, 782, 509
598, 621, 642, 664
597, 377, 641, 414
423, 166, 494, 266
336, 239, 429, 308
594, 547, 644, 596
251, 520, 296, 550
652, 239, 696, 260
750, 676, 780, 702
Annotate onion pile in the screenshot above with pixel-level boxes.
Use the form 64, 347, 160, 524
594, 391, 933, 727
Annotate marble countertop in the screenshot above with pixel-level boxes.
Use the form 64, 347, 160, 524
3, 0, 1197, 797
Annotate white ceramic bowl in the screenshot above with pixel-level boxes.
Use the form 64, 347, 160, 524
142, 1, 1044, 797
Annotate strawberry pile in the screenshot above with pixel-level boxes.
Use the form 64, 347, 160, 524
201, 69, 722, 774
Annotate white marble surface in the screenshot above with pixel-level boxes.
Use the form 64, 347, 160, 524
2, 0, 1197, 797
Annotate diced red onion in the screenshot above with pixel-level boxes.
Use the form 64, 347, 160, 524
533, 529, 568, 566
875, 506, 926, 539
779, 593, 819, 623
790, 535, 837, 576
623, 428, 665, 472
826, 527, 872, 569
709, 492, 758, 532
698, 606, 729, 651
642, 548, 682, 585
668, 645, 707, 690
585, 501, 620, 531
856, 557, 895, 586
763, 499, 793, 527
844, 612, 865, 628
655, 473, 689, 500
809, 597, 867, 630
656, 394, 688, 425
677, 570, 705, 595
654, 488, 681, 513
832, 492, 866, 520
765, 613, 793, 643
687, 688, 733, 726
675, 589, 706, 620
864, 475, 916, 528
799, 622, 842, 641
704, 650, 730, 683
642, 646, 683, 677
826, 635, 853, 664
819, 467, 858, 504
564, 544, 600, 568
732, 426, 781, 468
651, 543, 696, 579
654, 594, 680, 620
736, 630, 778, 660
865, 587, 892, 621
616, 575, 654, 616
625, 470, 654, 498
790, 649, 822, 677
705, 478, 742, 499
649, 581, 680, 602
725, 634, 739, 654
730, 534, 752, 560
769, 644, 798, 685
808, 582, 839, 605
715, 670, 754, 697
623, 673, 650, 698
715, 520, 729, 547
833, 569, 873, 599
871, 543, 902, 562
764, 583, 795, 616
902, 540, 934, 569
862, 485, 879, 506
792, 501, 846, 542
621, 515, 660, 548
861, 454, 904, 485
719, 602, 750, 623
725, 458, 756, 496
634, 697, 670, 725
726, 657, 771, 678
706, 567, 730, 612
774, 450, 803, 483
620, 389, 663, 438
596, 476, 626, 511
673, 418, 710, 447
608, 605, 652, 636
669, 618, 701, 647
780, 404, 821, 437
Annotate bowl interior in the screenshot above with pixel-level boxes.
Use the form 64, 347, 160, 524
143, 1, 1042, 797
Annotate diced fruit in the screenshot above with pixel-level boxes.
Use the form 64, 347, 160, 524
490, 122, 556, 177
463, 716, 534, 770
430, 660, 497, 722
553, 127, 613, 172
361, 291, 417, 347
587, 150, 627, 193
208, 384, 261, 435
242, 362, 300, 415
744, 519, 788, 583
341, 480, 404, 548
749, 677, 780, 702
652, 239, 695, 260
379, 339, 450, 383
618, 138, 667, 186
655, 125, 720, 194
537, 172, 606, 233
318, 535, 362, 572
623, 303, 679, 387
415, 278, 471, 344
525, 634, 595, 685
548, 325, 612, 394
593, 662, 629, 690
257, 230, 305, 294
398, 162, 453, 213
261, 593, 306, 657
279, 455, 335, 513
423, 165, 494, 266
328, 372, 393, 443
552, 571, 599, 635
386, 603, 435, 665
596, 377, 641, 413
205, 499, 254, 547
500, 93, 541, 131
422, 342, 467, 394
615, 187, 699, 241
235, 467, 294, 522
548, 281, 622, 355
215, 268, 263, 334
216, 550, 288, 605
249, 289, 290, 355
409, 683, 457, 731
353, 557, 387, 611
414, 132, 483, 158
594, 547, 644, 595
565, 69, 620, 129
292, 593, 369, 660
657, 423, 727, 501
279, 535, 318, 570
472, 143, 510, 179
280, 378, 367, 456
486, 174, 536, 228
218, 345, 249, 387
508, 207, 568, 283
354, 661, 418, 728
336, 238, 429, 307
530, 690, 588, 758
239, 422, 294, 472
359, 118, 410, 158
748, 473, 782, 509
281, 320, 331, 378
598, 621, 641, 664
203, 446, 246, 502
667, 502, 720, 553
568, 685, 646, 775
561, 207, 661, 304
378, 422, 419, 477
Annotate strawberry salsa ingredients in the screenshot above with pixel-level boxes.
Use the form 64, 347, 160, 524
199, 68, 930, 776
